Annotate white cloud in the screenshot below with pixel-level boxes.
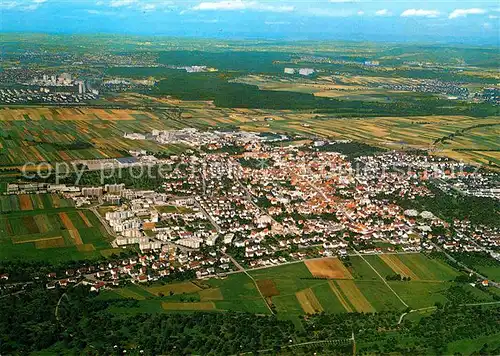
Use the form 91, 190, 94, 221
141, 3, 156, 12
357, 10, 364, 16
0, 1, 19, 9
489, 15, 498, 19
110, 0, 137, 8
192, 0, 293, 12
448, 8, 486, 19
1, 0, 48, 11
329, 0, 358, 3
375, 9, 391, 16
401, 9, 440, 18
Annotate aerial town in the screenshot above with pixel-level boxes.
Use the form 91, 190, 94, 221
1, 24, 499, 354
3, 130, 499, 292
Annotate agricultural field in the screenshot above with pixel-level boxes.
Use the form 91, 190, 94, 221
165, 99, 499, 166
0, 107, 186, 165
234, 74, 433, 103
99, 273, 270, 315
0, 193, 74, 213
304, 257, 353, 279
0, 196, 113, 261
1, 100, 497, 167
99, 254, 497, 318
378, 253, 460, 281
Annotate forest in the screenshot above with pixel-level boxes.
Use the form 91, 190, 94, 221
1, 281, 499, 355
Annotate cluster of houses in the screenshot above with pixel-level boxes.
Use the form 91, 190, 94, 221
3, 131, 498, 281
41, 247, 237, 291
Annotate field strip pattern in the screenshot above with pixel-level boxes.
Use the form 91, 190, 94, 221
379, 255, 420, 280
78, 211, 93, 227
296, 288, 324, 314
328, 280, 353, 312
336, 280, 375, 313
59, 212, 83, 245
305, 258, 353, 279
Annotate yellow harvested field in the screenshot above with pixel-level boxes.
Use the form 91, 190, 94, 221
379, 255, 420, 280
305, 258, 353, 279
0, 107, 150, 121
336, 280, 375, 313
296, 288, 324, 314
143, 282, 202, 296
68, 229, 83, 246
162, 302, 216, 311
328, 280, 353, 312
198, 288, 224, 301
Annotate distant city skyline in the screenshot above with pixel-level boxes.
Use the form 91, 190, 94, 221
1, 0, 499, 44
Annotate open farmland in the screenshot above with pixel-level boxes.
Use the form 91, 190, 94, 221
334, 280, 376, 313
0, 107, 185, 165
305, 257, 353, 279
379, 254, 421, 280
0, 102, 497, 167
143, 282, 202, 296
0, 193, 73, 213
256, 279, 280, 297
97, 253, 497, 318
153, 98, 500, 166
295, 288, 324, 314
0, 197, 112, 261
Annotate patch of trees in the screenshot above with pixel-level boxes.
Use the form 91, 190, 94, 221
433, 123, 500, 145
307, 305, 500, 354
392, 183, 500, 228
155, 72, 498, 117
386, 274, 411, 281
309, 141, 385, 159
2, 281, 500, 355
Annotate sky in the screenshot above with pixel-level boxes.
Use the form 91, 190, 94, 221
1, 0, 499, 44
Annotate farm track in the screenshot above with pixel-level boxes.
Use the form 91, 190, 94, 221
239, 333, 355, 355
398, 301, 500, 324
223, 252, 275, 315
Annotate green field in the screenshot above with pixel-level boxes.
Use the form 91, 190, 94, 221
99, 274, 270, 315
0, 193, 74, 213
0, 195, 112, 261
0, 107, 186, 166
98, 253, 498, 317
